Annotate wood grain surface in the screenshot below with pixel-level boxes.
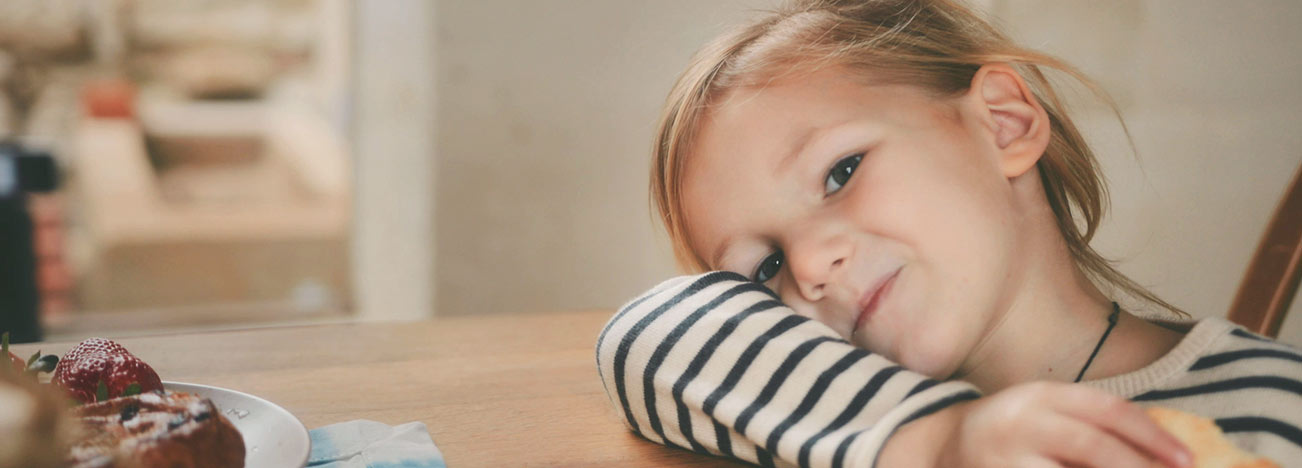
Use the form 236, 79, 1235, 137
14, 310, 747, 467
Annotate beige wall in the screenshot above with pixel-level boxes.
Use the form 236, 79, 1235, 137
986, 0, 1302, 343
434, 0, 779, 315
431, 1, 1302, 344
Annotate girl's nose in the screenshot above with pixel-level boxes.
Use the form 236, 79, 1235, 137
785, 235, 850, 303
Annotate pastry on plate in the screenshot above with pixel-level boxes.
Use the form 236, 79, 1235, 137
69, 390, 246, 468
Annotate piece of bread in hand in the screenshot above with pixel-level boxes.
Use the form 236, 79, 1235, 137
1146, 407, 1279, 468
0, 369, 72, 468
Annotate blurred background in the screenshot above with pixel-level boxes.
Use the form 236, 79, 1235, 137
0, 0, 1298, 345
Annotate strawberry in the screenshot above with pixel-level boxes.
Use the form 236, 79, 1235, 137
104, 354, 163, 398
2, 333, 23, 374
2, 332, 58, 376
53, 338, 162, 404
53, 354, 110, 403
53, 337, 127, 378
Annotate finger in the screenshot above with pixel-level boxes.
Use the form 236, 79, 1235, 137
1037, 413, 1159, 468
1050, 386, 1192, 468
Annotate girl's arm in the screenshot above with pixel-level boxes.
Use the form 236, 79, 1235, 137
595, 271, 978, 467
596, 272, 1192, 468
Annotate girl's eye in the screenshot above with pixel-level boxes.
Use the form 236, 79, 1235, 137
824, 153, 864, 195
753, 251, 784, 283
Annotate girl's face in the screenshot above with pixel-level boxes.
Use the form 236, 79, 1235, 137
681, 67, 1032, 379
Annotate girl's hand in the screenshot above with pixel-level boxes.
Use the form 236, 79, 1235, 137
880, 381, 1193, 468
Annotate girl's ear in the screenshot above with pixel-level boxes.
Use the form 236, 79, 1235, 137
965, 64, 1051, 179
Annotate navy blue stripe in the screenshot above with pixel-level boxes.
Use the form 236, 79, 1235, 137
612, 271, 747, 434
764, 350, 871, 456
734, 336, 845, 434
674, 299, 786, 453
660, 439, 686, 451
595, 285, 663, 397
597, 287, 656, 357
714, 421, 733, 457
799, 366, 905, 468
643, 282, 774, 445
1232, 328, 1272, 342
898, 389, 981, 427
755, 446, 776, 467
702, 315, 812, 415
596, 276, 685, 366
1216, 416, 1302, 447
705, 314, 808, 459
1190, 348, 1302, 371
835, 389, 980, 468
830, 428, 855, 468
1133, 376, 1302, 401
906, 379, 940, 398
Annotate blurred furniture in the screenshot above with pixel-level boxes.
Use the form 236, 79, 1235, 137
11, 310, 748, 467
0, 143, 56, 343
1228, 163, 1302, 338
71, 94, 350, 311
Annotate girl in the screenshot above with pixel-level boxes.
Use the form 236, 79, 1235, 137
596, 0, 1302, 467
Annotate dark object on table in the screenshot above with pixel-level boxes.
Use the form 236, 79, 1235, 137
0, 141, 57, 343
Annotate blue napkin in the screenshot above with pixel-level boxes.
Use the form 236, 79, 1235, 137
308, 420, 446, 468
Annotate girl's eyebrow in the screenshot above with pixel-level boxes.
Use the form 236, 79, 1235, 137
773, 120, 857, 177
774, 126, 819, 177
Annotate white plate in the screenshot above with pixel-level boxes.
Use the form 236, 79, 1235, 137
164, 381, 310, 468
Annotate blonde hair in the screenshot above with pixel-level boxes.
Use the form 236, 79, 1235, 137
651, 0, 1185, 316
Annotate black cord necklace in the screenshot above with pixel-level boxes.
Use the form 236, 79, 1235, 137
1074, 301, 1120, 383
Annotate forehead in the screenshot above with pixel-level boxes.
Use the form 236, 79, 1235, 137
678, 68, 949, 267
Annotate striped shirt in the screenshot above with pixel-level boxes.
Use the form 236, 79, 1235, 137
595, 272, 1302, 467
1087, 314, 1302, 464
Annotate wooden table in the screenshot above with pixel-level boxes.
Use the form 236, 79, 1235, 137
14, 310, 746, 467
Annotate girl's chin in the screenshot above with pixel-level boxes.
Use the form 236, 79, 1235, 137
904, 357, 960, 381
891, 332, 966, 379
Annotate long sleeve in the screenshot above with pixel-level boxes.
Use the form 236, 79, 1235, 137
595, 272, 981, 468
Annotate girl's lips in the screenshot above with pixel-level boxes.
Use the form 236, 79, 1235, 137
854, 268, 901, 335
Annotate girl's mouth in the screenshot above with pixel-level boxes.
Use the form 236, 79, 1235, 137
854, 267, 901, 337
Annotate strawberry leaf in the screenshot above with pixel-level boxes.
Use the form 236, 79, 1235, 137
29, 355, 57, 374
1, 332, 8, 355
123, 383, 142, 397
26, 350, 40, 367
96, 380, 109, 402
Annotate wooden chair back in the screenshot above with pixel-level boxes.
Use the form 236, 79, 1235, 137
1227, 163, 1302, 338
